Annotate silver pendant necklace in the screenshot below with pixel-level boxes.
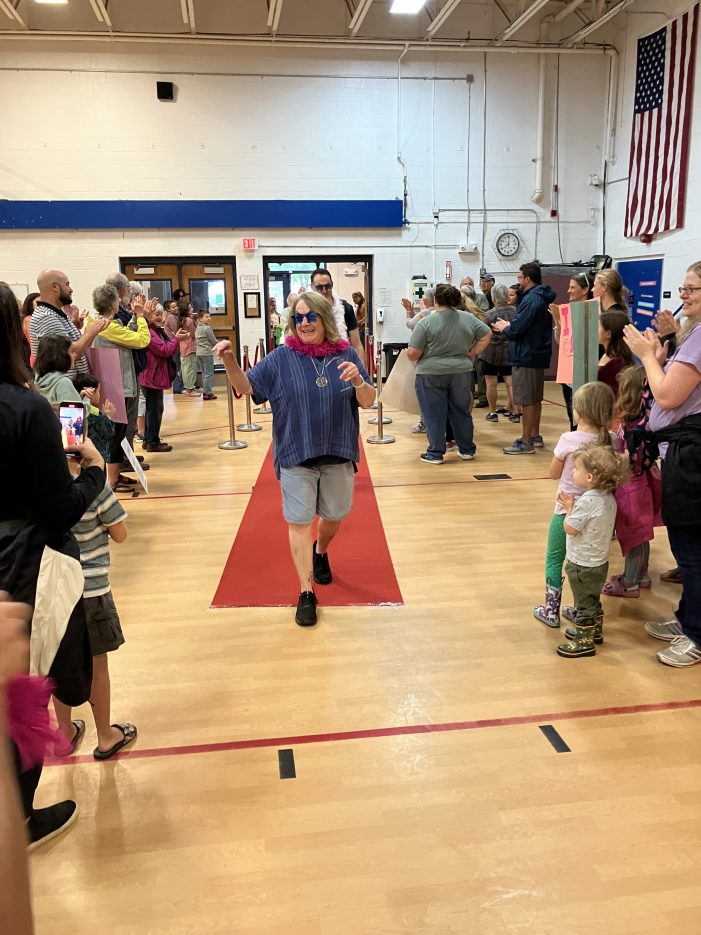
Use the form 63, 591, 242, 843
311, 356, 330, 388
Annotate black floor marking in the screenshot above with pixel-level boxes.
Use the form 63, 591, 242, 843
473, 473, 512, 480
278, 748, 296, 779
539, 724, 571, 753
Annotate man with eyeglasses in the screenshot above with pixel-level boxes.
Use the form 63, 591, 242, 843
309, 269, 366, 366
493, 261, 555, 454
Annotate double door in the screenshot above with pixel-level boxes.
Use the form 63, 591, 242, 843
122, 258, 237, 344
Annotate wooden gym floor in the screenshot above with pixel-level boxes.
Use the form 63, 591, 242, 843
30, 381, 701, 935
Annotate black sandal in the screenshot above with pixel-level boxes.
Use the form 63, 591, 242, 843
93, 723, 138, 760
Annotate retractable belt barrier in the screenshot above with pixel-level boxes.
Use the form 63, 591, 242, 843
367, 339, 395, 445
237, 345, 262, 433
253, 337, 273, 415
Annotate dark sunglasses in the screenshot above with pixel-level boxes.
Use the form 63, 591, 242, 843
313, 283, 333, 292
295, 311, 319, 324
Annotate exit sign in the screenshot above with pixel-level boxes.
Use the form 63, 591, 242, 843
242, 237, 257, 250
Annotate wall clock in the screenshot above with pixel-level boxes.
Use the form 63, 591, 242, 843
495, 230, 522, 258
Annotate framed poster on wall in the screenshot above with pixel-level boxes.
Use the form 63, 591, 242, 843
244, 292, 261, 318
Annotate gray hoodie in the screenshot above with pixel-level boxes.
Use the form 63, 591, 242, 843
36, 371, 83, 407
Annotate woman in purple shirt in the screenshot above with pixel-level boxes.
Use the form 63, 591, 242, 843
624, 261, 701, 668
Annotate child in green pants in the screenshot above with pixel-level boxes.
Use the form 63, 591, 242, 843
534, 382, 615, 628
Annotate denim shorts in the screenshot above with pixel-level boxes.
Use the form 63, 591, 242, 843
280, 462, 355, 525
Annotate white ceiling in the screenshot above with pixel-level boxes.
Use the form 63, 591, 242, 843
0, 0, 639, 48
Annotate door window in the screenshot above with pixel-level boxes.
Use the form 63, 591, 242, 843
189, 278, 227, 315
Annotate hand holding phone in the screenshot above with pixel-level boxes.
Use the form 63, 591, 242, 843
64, 437, 104, 472
58, 401, 86, 449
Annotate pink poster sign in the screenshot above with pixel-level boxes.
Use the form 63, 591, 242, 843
556, 303, 573, 385
85, 346, 127, 424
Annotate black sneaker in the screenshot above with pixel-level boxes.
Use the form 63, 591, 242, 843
485, 412, 498, 422
295, 591, 318, 627
27, 800, 78, 851
312, 541, 332, 584
474, 399, 489, 408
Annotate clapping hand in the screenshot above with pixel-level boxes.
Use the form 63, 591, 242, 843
548, 303, 561, 326
86, 316, 109, 338
652, 309, 679, 338
623, 323, 662, 362
175, 328, 189, 339
556, 491, 575, 512
401, 298, 413, 315
102, 399, 116, 420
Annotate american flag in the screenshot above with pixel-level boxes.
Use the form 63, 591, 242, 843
624, 4, 699, 241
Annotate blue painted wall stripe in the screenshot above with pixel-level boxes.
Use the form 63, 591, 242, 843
0, 199, 404, 230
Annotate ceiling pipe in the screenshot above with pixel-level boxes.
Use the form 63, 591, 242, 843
0, 29, 618, 55
531, 22, 548, 204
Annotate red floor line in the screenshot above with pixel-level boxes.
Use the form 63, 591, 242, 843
48, 697, 701, 767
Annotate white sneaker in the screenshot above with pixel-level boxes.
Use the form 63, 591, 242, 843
644, 616, 682, 641
656, 636, 701, 667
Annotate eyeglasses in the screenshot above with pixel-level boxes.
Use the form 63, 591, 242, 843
678, 285, 701, 295
312, 283, 333, 292
294, 311, 319, 324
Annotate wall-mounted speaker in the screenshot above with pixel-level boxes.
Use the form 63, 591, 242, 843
157, 81, 175, 102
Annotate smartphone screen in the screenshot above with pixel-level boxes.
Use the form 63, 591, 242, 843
58, 401, 86, 449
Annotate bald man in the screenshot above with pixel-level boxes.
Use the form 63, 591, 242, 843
30, 269, 107, 377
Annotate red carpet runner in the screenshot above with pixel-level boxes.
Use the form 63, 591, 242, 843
211, 443, 403, 608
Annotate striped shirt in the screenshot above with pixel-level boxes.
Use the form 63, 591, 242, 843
30, 302, 89, 377
71, 484, 127, 597
247, 344, 370, 478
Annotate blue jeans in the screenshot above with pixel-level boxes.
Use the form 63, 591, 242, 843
172, 351, 184, 393
666, 523, 701, 645
198, 354, 215, 395
415, 372, 475, 458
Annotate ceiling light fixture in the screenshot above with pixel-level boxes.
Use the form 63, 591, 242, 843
34, 0, 69, 5
390, 0, 427, 14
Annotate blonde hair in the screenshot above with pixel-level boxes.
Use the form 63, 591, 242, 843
573, 442, 626, 493
595, 269, 629, 311
677, 261, 701, 347
616, 365, 645, 425
571, 381, 615, 446
287, 291, 341, 343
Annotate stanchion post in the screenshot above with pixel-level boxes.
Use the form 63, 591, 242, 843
253, 337, 273, 414
367, 340, 395, 444
368, 339, 392, 425
218, 380, 248, 450
368, 334, 378, 409
236, 344, 263, 432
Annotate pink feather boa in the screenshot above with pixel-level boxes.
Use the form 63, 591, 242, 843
7, 675, 66, 768
285, 335, 349, 357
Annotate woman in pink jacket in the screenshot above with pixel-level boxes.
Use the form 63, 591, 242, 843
139, 305, 187, 452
